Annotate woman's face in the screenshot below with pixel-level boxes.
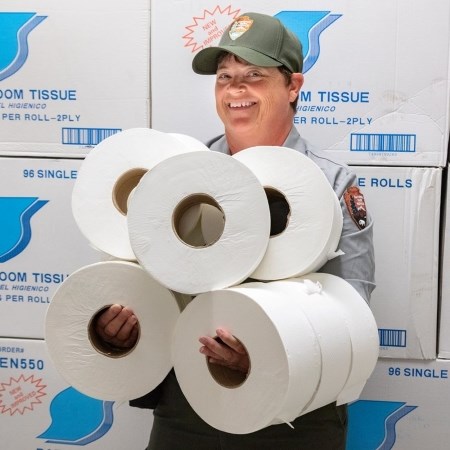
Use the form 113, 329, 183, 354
214, 54, 302, 140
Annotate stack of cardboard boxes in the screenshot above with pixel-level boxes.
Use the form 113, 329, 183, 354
0, 1, 152, 448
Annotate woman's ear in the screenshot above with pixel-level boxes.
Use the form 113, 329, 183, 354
289, 73, 304, 102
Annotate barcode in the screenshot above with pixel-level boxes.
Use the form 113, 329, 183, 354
350, 133, 416, 152
378, 329, 407, 347
62, 127, 122, 146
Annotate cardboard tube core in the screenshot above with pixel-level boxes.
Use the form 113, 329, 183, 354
265, 186, 291, 237
88, 305, 140, 358
173, 194, 225, 247
112, 168, 148, 215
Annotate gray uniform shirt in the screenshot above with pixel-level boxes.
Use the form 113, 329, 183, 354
207, 127, 376, 303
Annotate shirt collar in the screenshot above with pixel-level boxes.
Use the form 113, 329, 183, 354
208, 127, 308, 155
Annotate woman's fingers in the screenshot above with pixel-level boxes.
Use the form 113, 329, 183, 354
198, 329, 249, 373
115, 312, 138, 342
216, 328, 246, 355
94, 304, 139, 348
95, 304, 122, 334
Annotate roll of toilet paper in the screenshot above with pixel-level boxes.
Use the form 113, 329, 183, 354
168, 133, 210, 151
172, 283, 322, 434
262, 277, 353, 415
72, 128, 206, 260
127, 151, 271, 294
233, 146, 343, 280
295, 273, 379, 405
45, 261, 181, 402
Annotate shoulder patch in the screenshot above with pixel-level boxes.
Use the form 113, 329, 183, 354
344, 186, 367, 230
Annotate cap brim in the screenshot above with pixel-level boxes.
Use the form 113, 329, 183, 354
192, 45, 283, 75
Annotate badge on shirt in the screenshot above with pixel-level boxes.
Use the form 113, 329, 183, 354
344, 186, 367, 230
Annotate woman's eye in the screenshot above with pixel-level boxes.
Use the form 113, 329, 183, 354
217, 73, 230, 80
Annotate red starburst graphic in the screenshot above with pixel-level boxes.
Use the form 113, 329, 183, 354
0, 374, 46, 416
183, 5, 241, 53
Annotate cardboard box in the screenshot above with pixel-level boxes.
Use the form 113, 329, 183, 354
151, 0, 450, 166
0, 157, 103, 339
438, 165, 450, 358
353, 166, 441, 359
347, 358, 450, 450
0, 0, 150, 157
0, 338, 152, 449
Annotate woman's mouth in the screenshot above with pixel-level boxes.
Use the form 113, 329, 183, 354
227, 101, 256, 108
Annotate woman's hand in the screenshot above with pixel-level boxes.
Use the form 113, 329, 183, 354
94, 304, 139, 349
199, 328, 249, 373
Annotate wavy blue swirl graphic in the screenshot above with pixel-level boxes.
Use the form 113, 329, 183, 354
275, 11, 341, 73
38, 387, 114, 445
0, 197, 48, 262
0, 12, 47, 81
347, 400, 417, 450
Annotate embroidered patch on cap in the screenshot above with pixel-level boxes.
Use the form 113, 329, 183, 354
229, 16, 254, 40
344, 186, 367, 230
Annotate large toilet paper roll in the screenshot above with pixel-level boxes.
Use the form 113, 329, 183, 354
127, 151, 271, 294
172, 284, 322, 434
262, 277, 353, 415
232, 146, 343, 280
296, 273, 379, 405
45, 261, 181, 402
72, 128, 207, 260
168, 133, 210, 152
265, 273, 378, 413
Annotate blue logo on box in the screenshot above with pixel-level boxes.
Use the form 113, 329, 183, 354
38, 387, 114, 445
275, 11, 341, 73
0, 12, 47, 82
347, 400, 417, 450
0, 197, 48, 262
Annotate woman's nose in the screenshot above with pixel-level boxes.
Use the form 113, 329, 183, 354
228, 76, 245, 93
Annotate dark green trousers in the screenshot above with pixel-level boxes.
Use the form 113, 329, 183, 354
147, 371, 347, 450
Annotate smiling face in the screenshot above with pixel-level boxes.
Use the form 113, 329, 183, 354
214, 53, 303, 154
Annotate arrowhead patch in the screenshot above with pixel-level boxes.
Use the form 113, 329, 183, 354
344, 186, 367, 230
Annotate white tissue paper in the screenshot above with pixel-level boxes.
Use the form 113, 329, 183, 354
298, 273, 379, 405
45, 260, 180, 402
233, 146, 343, 280
172, 273, 378, 433
72, 128, 207, 260
172, 283, 322, 434
265, 274, 379, 413
168, 133, 210, 151
127, 151, 271, 294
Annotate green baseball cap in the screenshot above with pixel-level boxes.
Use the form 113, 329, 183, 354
192, 12, 303, 75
